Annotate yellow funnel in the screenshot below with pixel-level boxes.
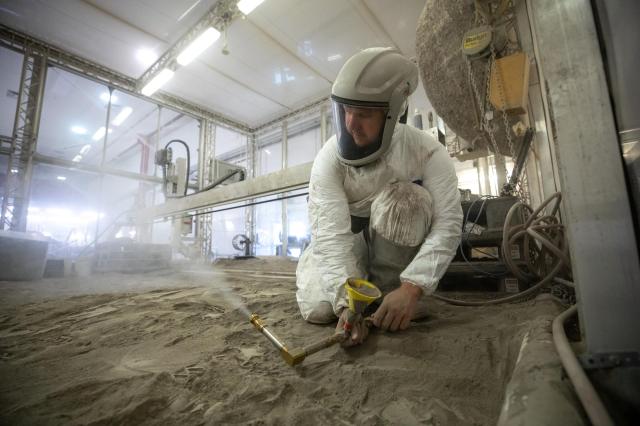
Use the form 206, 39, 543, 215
345, 278, 381, 313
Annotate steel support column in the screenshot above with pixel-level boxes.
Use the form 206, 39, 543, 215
245, 133, 257, 256
281, 121, 288, 257
194, 119, 212, 259
1, 49, 47, 231
93, 87, 114, 245
531, 0, 640, 366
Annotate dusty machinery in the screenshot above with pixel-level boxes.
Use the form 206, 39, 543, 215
250, 278, 381, 366
155, 140, 191, 198
436, 192, 572, 307
442, 195, 525, 292
155, 139, 245, 199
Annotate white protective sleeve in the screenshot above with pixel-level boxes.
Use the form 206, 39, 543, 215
399, 143, 463, 293
306, 145, 360, 314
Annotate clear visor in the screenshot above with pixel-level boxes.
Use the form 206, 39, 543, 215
331, 99, 389, 163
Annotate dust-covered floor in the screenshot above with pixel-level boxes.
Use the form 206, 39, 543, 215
0, 257, 562, 425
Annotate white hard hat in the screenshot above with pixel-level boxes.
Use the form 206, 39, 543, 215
331, 47, 419, 166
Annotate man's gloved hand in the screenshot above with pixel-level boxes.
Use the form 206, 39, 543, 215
371, 282, 423, 332
336, 308, 369, 347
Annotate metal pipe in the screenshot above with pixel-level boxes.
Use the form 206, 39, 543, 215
249, 313, 345, 366
249, 314, 287, 352
281, 120, 288, 257
300, 333, 344, 357
552, 306, 614, 426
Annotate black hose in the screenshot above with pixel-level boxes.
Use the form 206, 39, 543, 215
165, 139, 191, 196
434, 192, 569, 306
200, 169, 244, 192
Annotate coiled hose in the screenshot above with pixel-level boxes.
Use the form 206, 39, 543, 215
433, 192, 569, 306
432, 192, 614, 425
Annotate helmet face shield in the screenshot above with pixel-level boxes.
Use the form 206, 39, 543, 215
332, 96, 390, 165
330, 48, 419, 166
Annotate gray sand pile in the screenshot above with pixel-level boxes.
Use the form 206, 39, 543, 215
0, 257, 562, 425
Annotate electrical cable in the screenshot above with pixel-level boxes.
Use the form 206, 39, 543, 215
434, 192, 569, 306
459, 195, 508, 278
552, 305, 615, 426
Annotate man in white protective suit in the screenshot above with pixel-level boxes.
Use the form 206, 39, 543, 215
296, 47, 462, 346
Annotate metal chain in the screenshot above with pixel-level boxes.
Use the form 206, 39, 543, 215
465, 53, 509, 186
467, 0, 529, 201
491, 44, 529, 201
490, 45, 517, 163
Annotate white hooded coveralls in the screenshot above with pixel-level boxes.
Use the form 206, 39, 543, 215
296, 123, 463, 319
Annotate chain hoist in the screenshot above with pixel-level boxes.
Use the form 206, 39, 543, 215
463, 0, 530, 201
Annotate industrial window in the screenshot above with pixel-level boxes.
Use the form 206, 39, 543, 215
0, 46, 22, 139
102, 90, 161, 177
38, 66, 108, 166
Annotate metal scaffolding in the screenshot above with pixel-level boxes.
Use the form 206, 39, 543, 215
1, 49, 47, 231
196, 120, 217, 259
245, 133, 257, 256
0, 24, 251, 134
136, 0, 241, 92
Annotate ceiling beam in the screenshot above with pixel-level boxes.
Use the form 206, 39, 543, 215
253, 96, 329, 134
32, 153, 167, 186
136, 0, 242, 91
0, 23, 332, 135
0, 24, 252, 133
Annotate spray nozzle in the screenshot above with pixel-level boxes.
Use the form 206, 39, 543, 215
345, 278, 382, 315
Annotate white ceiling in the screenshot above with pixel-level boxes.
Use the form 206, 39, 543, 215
0, 0, 429, 128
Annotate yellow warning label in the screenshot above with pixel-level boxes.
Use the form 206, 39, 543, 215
463, 31, 491, 50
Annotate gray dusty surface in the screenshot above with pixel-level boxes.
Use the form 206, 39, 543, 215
0, 257, 562, 425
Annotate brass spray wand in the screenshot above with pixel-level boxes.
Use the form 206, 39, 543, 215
249, 278, 381, 366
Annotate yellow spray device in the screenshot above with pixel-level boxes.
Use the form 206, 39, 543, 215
250, 278, 381, 366
343, 278, 382, 332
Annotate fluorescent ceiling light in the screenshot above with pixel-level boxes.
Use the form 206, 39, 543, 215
100, 92, 118, 103
56, 176, 67, 181
92, 126, 112, 141
10, 168, 18, 173
71, 126, 87, 135
80, 144, 91, 155
112, 106, 133, 126
91, 126, 107, 141
141, 68, 175, 96
72, 155, 82, 162
176, 27, 220, 66
237, 0, 265, 15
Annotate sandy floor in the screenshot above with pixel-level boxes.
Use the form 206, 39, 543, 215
0, 257, 563, 425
